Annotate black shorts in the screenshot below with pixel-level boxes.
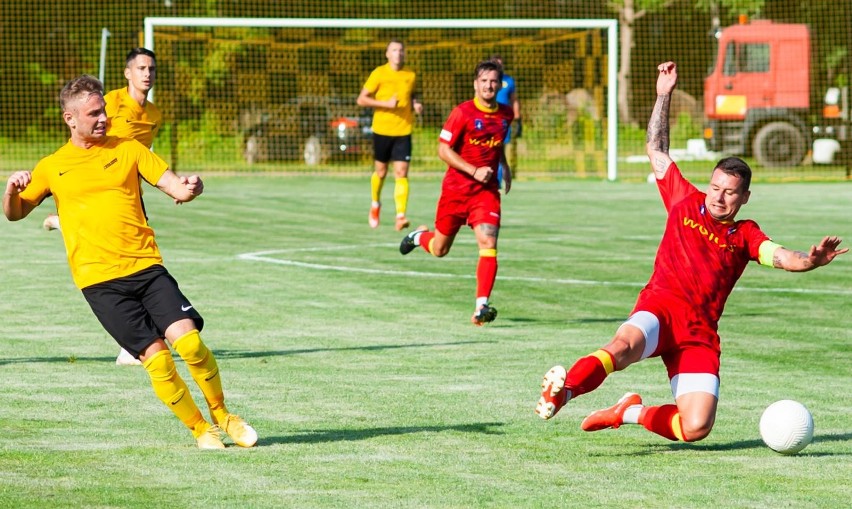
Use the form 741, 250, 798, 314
81, 264, 204, 357
372, 133, 412, 163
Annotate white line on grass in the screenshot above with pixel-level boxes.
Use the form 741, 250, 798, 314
237, 247, 852, 296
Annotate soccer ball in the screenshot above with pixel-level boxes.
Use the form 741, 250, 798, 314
759, 400, 814, 454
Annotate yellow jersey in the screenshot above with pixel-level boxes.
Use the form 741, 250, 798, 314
362, 63, 418, 136
20, 137, 169, 289
104, 87, 162, 149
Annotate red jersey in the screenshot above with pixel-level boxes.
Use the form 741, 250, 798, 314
439, 97, 513, 195
642, 162, 770, 328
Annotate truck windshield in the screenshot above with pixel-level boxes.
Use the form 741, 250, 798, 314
724, 42, 770, 75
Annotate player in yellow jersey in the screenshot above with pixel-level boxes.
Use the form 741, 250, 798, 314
357, 39, 423, 230
42, 48, 162, 366
5, 75, 257, 450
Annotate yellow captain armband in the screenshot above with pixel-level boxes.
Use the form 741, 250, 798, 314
758, 240, 783, 267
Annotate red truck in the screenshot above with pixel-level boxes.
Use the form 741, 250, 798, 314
703, 19, 846, 167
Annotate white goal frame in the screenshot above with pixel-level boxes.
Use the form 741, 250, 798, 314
144, 17, 618, 180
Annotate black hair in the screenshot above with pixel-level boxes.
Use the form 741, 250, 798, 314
714, 156, 752, 191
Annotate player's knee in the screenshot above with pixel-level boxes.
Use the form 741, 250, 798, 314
680, 414, 715, 442
603, 337, 641, 371
432, 246, 449, 257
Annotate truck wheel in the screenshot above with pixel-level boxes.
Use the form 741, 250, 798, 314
303, 135, 327, 166
753, 122, 806, 167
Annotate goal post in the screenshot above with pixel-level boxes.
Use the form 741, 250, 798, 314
143, 17, 618, 179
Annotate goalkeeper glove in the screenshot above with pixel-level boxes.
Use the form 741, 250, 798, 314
514, 119, 523, 139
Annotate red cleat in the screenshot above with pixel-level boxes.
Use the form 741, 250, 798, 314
581, 392, 643, 431
535, 365, 569, 420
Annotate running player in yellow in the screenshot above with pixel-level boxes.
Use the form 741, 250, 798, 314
5, 75, 257, 449
357, 39, 423, 230
42, 48, 162, 366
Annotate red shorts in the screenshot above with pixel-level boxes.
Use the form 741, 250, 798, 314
631, 289, 721, 380
434, 186, 501, 237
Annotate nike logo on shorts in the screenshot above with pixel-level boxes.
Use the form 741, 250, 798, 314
181, 304, 193, 312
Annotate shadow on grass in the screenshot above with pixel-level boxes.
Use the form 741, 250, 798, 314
503, 316, 625, 325
0, 355, 117, 366
261, 422, 505, 445
626, 431, 852, 456
0, 340, 496, 365
214, 340, 497, 360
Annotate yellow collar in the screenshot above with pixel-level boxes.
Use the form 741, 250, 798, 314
473, 97, 498, 113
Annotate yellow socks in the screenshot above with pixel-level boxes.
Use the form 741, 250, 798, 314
370, 172, 384, 203
394, 177, 409, 216
142, 349, 205, 434
172, 330, 228, 425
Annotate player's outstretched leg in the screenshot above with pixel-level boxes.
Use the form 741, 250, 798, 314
581, 392, 643, 431
172, 330, 258, 448
399, 225, 429, 255
535, 365, 570, 419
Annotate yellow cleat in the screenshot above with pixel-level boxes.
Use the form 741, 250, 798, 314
195, 423, 225, 450
218, 414, 258, 448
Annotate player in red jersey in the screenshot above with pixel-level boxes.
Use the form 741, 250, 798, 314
399, 59, 514, 325
534, 61, 847, 442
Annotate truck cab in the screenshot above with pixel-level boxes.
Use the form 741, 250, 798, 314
704, 20, 814, 167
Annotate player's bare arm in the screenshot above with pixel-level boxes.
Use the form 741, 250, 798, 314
3, 171, 36, 221
772, 236, 848, 272
156, 170, 204, 204
357, 89, 397, 109
437, 143, 493, 183
646, 62, 678, 178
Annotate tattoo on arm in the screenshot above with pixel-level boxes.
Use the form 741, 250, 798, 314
775, 249, 812, 270
646, 94, 671, 153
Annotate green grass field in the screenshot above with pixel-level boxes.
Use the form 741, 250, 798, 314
1, 176, 850, 508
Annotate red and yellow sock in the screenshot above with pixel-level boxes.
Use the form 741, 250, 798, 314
142, 349, 206, 434
565, 349, 615, 397
172, 330, 229, 425
476, 249, 497, 301
419, 231, 435, 254
638, 404, 686, 441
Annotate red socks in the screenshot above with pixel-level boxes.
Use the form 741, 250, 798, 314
565, 350, 615, 397
639, 404, 685, 441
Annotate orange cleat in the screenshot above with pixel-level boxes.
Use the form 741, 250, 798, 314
369, 203, 381, 228
535, 365, 569, 419
394, 215, 410, 231
581, 392, 643, 431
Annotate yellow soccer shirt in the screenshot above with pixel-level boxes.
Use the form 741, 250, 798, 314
363, 63, 417, 136
104, 87, 162, 148
20, 137, 169, 289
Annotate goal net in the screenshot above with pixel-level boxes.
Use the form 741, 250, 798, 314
144, 18, 617, 179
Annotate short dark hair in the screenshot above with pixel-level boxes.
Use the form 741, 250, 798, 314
59, 75, 103, 112
714, 156, 752, 191
126, 47, 156, 67
474, 59, 503, 82
387, 38, 404, 49
490, 54, 503, 64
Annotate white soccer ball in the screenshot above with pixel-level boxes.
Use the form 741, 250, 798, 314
759, 400, 814, 454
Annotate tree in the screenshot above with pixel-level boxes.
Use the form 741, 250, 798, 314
609, 0, 765, 126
